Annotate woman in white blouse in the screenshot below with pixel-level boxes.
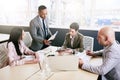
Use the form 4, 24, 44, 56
7, 28, 39, 66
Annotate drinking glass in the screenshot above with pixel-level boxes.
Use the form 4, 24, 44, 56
39, 54, 52, 80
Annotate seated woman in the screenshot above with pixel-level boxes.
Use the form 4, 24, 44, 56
7, 27, 39, 66
58, 22, 84, 55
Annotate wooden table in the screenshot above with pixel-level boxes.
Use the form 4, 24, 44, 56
0, 45, 102, 80
48, 57, 102, 80
27, 57, 102, 80
0, 64, 40, 80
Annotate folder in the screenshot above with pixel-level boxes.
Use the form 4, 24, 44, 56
48, 31, 58, 41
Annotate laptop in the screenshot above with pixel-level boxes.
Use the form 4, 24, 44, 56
47, 55, 79, 72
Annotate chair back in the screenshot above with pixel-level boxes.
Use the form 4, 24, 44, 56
83, 36, 94, 51
23, 32, 32, 47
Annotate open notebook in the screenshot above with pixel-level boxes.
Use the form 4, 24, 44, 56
47, 55, 79, 72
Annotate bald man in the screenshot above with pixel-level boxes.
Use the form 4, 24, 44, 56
79, 27, 120, 80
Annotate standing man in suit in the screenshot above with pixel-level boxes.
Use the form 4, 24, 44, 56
58, 22, 84, 55
79, 26, 120, 80
29, 5, 52, 51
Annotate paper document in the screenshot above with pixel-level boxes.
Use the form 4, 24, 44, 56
23, 55, 35, 60
56, 48, 71, 52
75, 52, 91, 63
48, 31, 58, 41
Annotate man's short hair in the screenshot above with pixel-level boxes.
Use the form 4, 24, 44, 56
70, 22, 79, 31
38, 5, 47, 11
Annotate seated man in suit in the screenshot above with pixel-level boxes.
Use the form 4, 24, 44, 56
79, 26, 120, 80
58, 22, 84, 55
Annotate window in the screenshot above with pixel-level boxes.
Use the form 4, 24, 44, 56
0, 0, 120, 31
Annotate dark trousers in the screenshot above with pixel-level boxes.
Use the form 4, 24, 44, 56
41, 44, 49, 49
97, 75, 102, 80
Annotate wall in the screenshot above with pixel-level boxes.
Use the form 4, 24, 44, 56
0, 25, 120, 51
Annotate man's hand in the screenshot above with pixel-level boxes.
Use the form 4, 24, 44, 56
43, 40, 51, 45
64, 48, 73, 53
57, 48, 73, 55
86, 50, 95, 57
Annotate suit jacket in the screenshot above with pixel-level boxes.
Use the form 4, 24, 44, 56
62, 32, 84, 52
29, 15, 52, 51
82, 41, 120, 80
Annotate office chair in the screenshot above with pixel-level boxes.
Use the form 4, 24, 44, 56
83, 36, 94, 51
23, 32, 32, 47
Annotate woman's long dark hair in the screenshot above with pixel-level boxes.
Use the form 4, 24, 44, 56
8, 27, 23, 56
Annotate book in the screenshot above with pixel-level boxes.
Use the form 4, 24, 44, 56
48, 31, 58, 41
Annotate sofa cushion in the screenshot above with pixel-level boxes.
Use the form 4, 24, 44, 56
0, 42, 8, 68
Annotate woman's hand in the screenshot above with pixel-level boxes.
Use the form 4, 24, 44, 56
34, 52, 40, 61
79, 58, 84, 68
